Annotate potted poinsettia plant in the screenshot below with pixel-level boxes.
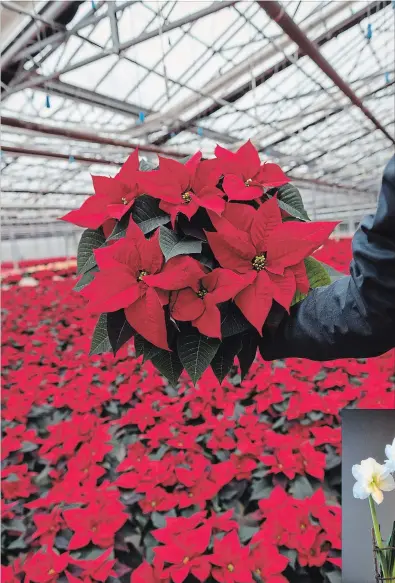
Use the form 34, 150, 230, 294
61, 141, 337, 385
352, 438, 395, 582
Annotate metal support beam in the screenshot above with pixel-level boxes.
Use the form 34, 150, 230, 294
1, 116, 190, 158
154, 0, 390, 145
5, 0, 237, 95
260, 79, 395, 152
1, 144, 370, 194
1, 145, 118, 166
258, 0, 394, 145
1, 1, 78, 70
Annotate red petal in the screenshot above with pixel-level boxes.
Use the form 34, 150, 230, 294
185, 150, 203, 177
191, 557, 211, 582
81, 271, 140, 313
125, 288, 169, 350
235, 271, 272, 334
266, 221, 338, 270
269, 269, 296, 311
171, 289, 206, 321
115, 149, 139, 184
106, 201, 133, 220
171, 565, 190, 583
195, 191, 225, 215
250, 196, 282, 251
235, 140, 261, 179
258, 162, 290, 187
214, 144, 237, 175
192, 158, 222, 192
159, 156, 190, 192
292, 260, 310, 293
68, 531, 91, 550
203, 268, 247, 303
223, 175, 262, 201
193, 301, 221, 338
145, 256, 205, 291
205, 230, 255, 273
60, 195, 108, 229
222, 202, 255, 232
125, 222, 163, 275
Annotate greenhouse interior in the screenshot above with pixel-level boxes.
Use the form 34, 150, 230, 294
1, 1, 395, 583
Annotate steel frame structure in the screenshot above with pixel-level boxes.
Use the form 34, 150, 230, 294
1, 0, 394, 231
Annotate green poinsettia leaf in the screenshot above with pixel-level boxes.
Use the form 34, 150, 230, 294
107, 309, 134, 355
159, 226, 202, 262
73, 267, 98, 291
177, 328, 220, 384
89, 314, 112, 355
134, 333, 162, 362
267, 183, 310, 222
292, 256, 332, 306
238, 332, 259, 380
132, 195, 170, 235
221, 302, 253, 338
77, 227, 105, 275
151, 349, 183, 387
211, 336, 243, 384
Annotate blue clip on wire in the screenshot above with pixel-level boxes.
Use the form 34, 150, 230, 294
366, 23, 372, 40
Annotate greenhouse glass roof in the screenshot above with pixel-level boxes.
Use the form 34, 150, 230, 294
1, 0, 394, 230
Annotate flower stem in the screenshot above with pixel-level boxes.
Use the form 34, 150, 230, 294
369, 496, 388, 579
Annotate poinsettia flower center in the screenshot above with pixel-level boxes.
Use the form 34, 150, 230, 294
244, 178, 253, 187
48, 569, 56, 575
183, 556, 190, 565
121, 197, 129, 205
151, 501, 157, 507
252, 253, 266, 271
137, 270, 149, 282
182, 190, 193, 204
300, 523, 306, 531
255, 568, 261, 576
227, 563, 235, 572
196, 287, 208, 299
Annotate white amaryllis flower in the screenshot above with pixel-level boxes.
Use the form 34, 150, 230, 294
352, 457, 395, 504
384, 438, 395, 473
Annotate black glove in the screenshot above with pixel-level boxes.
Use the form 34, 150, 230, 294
259, 155, 395, 361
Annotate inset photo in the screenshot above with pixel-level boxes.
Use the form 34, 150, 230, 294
342, 409, 395, 583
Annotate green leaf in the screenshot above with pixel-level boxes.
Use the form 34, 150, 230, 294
107, 309, 134, 355
238, 332, 259, 380
292, 256, 332, 306
239, 525, 260, 543
132, 195, 170, 235
289, 475, 314, 499
268, 183, 310, 221
106, 213, 131, 242
221, 302, 252, 338
177, 328, 220, 384
211, 336, 242, 384
159, 226, 202, 262
77, 228, 105, 275
90, 314, 112, 355
134, 333, 161, 361
250, 478, 273, 500
151, 348, 183, 387
73, 267, 98, 292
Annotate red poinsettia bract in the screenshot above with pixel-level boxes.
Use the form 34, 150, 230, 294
140, 152, 225, 226
215, 140, 291, 201
61, 149, 142, 229
206, 197, 338, 333
145, 257, 245, 338
80, 220, 170, 349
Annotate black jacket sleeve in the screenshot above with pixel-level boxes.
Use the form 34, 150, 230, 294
260, 154, 395, 361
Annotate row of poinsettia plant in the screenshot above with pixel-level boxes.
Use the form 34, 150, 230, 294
62, 141, 337, 385
3, 260, 395, 582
